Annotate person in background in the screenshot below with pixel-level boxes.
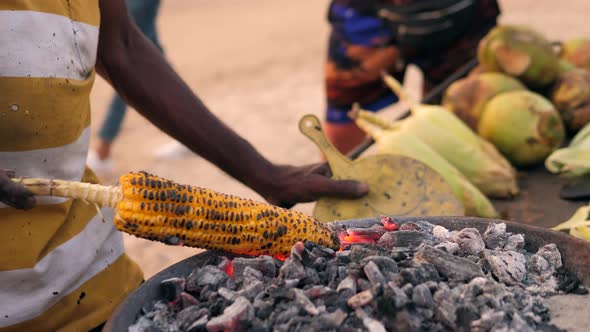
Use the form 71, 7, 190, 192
323, 0, 501, 155
87, 0, 191, 174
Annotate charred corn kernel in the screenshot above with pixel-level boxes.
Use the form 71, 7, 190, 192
14, 172, 340, 256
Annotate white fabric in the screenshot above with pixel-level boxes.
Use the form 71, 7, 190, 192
0, 127, 91, 207
0, 208, 125, 327
0, 10, 99, 81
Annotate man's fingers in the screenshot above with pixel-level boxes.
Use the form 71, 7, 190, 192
0, 176, 36, 210
313, 177, 369, 199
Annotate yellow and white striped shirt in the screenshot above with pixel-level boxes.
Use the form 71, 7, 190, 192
0, 2, 143, 331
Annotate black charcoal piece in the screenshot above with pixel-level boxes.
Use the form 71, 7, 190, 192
304, 286, 333, 299
412, 283, 434, 308
504, 234, 525, 251
377, 231, 440, 250
363, 261, 386, 289
186, 266, 229, 292
232, 256, 276, 279
159, 277, 185, 302
176, 306, 208, 331
278, 256, 306, 280
454, 228, 485, 256
537, 244, 563, 269
206, 296, 254, 332
337, 276, 357, 294
484, 249, 526, 286
318, 309, 347, 328
347, 289, 374, 309
415, 245, 483, 282
360, 256, 398, 274
293, 288, 320, 316
482, 223, 509, 250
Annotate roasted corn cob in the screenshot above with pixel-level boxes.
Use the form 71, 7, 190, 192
13, 171, 340, 256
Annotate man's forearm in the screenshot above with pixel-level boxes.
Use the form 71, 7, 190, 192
96, 20, 275, 193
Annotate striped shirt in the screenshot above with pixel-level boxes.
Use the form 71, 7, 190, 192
0, 2, 143, 331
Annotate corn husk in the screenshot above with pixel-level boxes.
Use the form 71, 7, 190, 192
546, 122, 590, 177
351, 111, 498, 218
374, 73, 519, 198
551, 203, 590, 241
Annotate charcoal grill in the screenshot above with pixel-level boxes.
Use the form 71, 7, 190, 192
103, 216, 590, 332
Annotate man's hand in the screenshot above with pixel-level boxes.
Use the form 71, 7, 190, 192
0, 170, 35, 210
258, 163, 369, 209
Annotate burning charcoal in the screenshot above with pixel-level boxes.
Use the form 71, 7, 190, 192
206, 296, 254, 332
434, 242, 459, 255
484, 250, 526, 286
347, 289, 374, 309
433, 289, 456, 329
278, 256, 306, 280
186, 266, 229, 293
537, 244, 563, 269
232, 256, 276, 279
378, 231, 440, 250
242, 266, 264, 281
355, 308, 386, 332
363, 261, 386, 289
432, 225, 451, 241
380, 216, 399, 231
504, 234, 525, 251
361, 256, 399, 274
318, 309, 347, 328
176, 306, 208, 331
453, 228, 485, 256
160, 277, 185, 302
412, 283, 434, 308
218, 287, 237, 302
482, 222, 509, 250
415, 245, 484, 282
293, 288, 320, 316
304, 286, 333, 300
386, 283, 409, 308
337, 276, 357, 294
181, 292, 199, 308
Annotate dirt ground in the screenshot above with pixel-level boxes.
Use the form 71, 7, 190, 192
88, 0, 590, 278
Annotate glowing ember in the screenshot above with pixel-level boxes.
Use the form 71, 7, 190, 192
380, 216, 399, 231
339, 231, 377, 246
272, 254, 288, 262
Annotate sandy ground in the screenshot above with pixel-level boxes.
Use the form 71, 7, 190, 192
88, 0, 590, 279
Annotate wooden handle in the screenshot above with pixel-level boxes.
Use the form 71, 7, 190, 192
298, 114, 351, 177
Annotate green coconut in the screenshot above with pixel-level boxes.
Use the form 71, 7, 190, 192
477, 25, 560, 89
551, 68, 590, 133
478, 90, 566, 167
442, 72, 526, 129
561, 38, 590, 70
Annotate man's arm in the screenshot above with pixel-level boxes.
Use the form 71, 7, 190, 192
94, 0, 368, 208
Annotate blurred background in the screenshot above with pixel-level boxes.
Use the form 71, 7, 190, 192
88, 0, 590, 277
